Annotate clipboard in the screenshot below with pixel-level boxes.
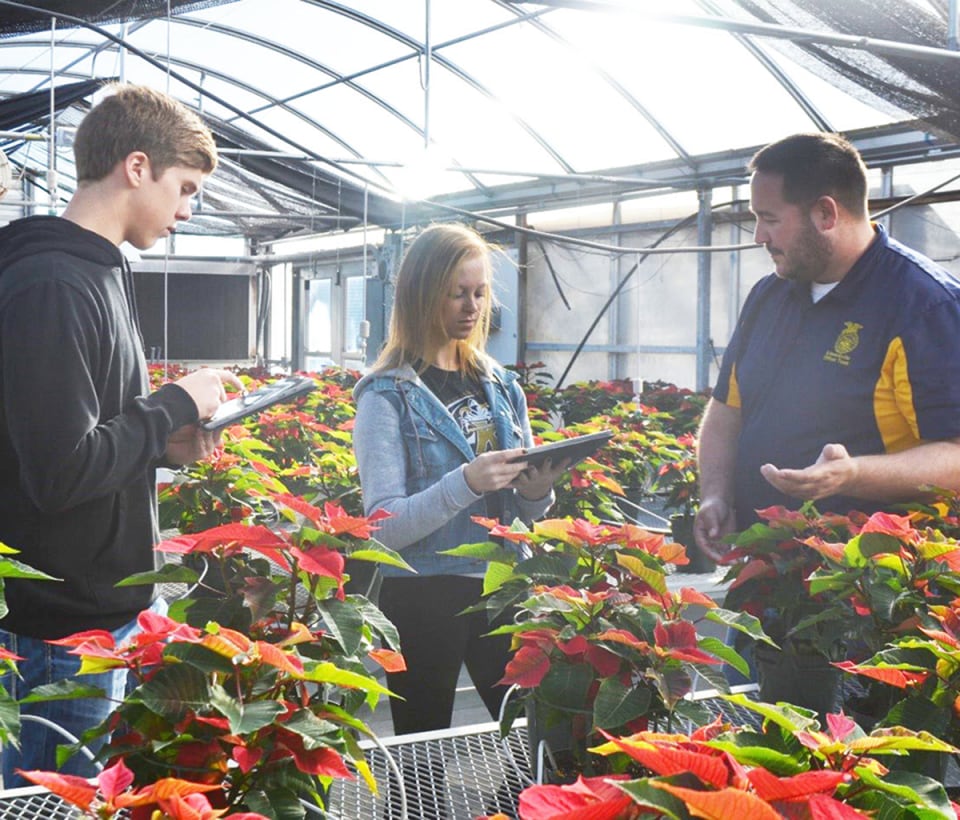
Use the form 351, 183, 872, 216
508, 430, 614, 469
200, 375, 316, 431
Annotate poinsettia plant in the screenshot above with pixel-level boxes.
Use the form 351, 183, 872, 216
158, 368, 364, 535
502, 701, 959, 819
837, 593, 960, 760
0, 540, 58, 752
22, 494, 411, 818
20, 758, 269, 819
720, 502, 861, 661
446, 516, 767, 777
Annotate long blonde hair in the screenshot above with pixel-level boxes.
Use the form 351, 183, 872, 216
373, 223, 496, 378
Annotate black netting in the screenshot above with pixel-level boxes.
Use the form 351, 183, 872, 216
727, 0, 960, 140
0, 79, 110, 132
0, 1, 237, 38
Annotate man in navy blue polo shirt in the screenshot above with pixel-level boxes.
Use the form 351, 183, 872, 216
695, 132, 960, 563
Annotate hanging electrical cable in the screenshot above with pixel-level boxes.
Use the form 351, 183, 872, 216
535, 238, 572, 310
554, 200, 739, 389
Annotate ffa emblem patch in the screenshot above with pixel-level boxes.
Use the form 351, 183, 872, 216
823, 321, 862, 365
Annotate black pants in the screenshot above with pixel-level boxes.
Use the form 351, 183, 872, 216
379, 574, 511, 735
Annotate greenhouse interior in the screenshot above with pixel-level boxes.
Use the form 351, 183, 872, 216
4, 1, 960, 818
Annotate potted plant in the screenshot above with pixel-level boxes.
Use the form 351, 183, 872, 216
719, 503, 860, 717
22, 493, 411, 818
644, 430, 713, 574
491, 700, 959, 819
445, 516, 765, 781
0, 541, 59, 754
20, 758, 270, 819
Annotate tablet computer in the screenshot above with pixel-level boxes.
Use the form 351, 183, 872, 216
200, 375, 316, 431
508, 430, 614, 469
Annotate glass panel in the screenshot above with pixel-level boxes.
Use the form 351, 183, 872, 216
306, 278, 332, 355
343, 275, 366, 353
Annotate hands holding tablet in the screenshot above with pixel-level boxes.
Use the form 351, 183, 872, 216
164, 373, 316, 465
462, 430, 613, 500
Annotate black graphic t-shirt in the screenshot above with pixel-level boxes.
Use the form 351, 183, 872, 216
421, 366, 499, 455
420, 365, 503, 522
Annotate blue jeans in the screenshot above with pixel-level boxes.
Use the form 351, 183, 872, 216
0, 599, 165, 788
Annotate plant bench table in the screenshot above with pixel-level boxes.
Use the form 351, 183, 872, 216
327, 686, 764, 820
0, 689, 762, 820
0, 784, 83, 819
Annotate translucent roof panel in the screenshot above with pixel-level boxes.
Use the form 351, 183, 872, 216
0, 0, 958, 241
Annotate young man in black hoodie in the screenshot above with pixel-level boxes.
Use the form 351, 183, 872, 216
0, 84, 242, 785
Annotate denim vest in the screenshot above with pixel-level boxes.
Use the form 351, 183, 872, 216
354, 363, 530, 577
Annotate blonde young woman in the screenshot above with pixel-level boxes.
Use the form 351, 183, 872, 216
352, 223, 567, 733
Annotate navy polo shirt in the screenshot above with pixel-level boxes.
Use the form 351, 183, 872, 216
715, 225, 960, 529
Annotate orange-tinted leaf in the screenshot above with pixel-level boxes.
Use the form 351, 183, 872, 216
17, 770, 97, 811
747, 768, 847, 801
678, 587, 717, 608
605, 738, 730, 789
369, 648, 407, 673
517, 775, 634, 819
653, 782, 782, 820
254, 641, 304, 676
833, 661, 928, 689
807, 792, 875, 819
499, 645, 550, 688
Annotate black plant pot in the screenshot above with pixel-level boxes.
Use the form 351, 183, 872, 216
670, 512, 715, 574
525, 700, 578, 784
755, 642, 843, 720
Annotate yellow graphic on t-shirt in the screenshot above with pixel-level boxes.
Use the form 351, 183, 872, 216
450, 396, 498, 453
824, 321, 862, 366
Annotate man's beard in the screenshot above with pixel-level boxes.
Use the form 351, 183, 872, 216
774, 219, 831, 283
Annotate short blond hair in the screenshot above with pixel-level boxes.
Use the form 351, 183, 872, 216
74, 84, 217, 182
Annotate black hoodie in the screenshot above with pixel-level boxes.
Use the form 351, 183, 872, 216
0, 216, 199, 638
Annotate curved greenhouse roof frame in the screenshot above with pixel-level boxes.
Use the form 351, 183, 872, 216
0, 0, 960, 242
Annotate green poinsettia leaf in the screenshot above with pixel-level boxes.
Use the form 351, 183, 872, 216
853, 765, 954, 816
243, 786, 311, 820
657, 665, 694, 709
0, 556, 59, 581
440, 541, 516, 562
671, 696, 714, 728
513, 553, 578, 582
0, 687, 19, 749
696, 636, 748, 678
352, 597, 401, 652
855, 531, 904, 560
317, 597, 364, 656
704, 608, 778, 647
614, 778, 686, 818
537, 663, 594, 714
163, 642, 235, 675
138, 663, 211, 722
210, 682, 285, 735
346, 545, 415, 572
483, 560, 515, 596
882, 694, 952, 738
19, 680, 106, 702
281, 708, 340, 748
178, 594, 251, 633
706, 739, 805, 776
593, 677, 652, 730
313, 700, 375, 738
301, 661, 392, 696
721, 693, 819, 733
115, 562, 200, 587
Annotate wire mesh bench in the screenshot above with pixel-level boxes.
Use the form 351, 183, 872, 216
0, 687, 763, 819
